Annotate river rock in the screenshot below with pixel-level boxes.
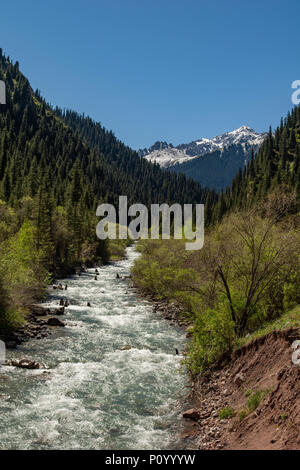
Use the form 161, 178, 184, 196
30, 305, 50, 316
121, 345, 132, 350
7, 358, 46, 369
54, 306, 65, 315
182, 408, 200, 420
53, 284, 64, 290
47, 317, 65, 327
233, 372, 245, 387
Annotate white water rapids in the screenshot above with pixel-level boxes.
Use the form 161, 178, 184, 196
0, 246, 189, 449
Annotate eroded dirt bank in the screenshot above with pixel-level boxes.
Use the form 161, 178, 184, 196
185, 328, 300, 450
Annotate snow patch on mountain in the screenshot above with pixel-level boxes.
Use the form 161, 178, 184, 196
139, 126, 267, 168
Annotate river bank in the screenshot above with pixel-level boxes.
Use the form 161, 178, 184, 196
131, 275, 300, 450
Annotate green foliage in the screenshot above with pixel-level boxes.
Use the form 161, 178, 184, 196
186, 303, 236, 373
133, 211, 300, 373
0, 47, 214, 335
283, 271, 300, 310
247, 391, 263, 413
0, 276, 24, 334
216, 107, 300, 222
239, 409, 247, 421
133, 239, 196, 306
219, 406, 235, 420
236, 305, 300, 348
0, 48, 212, 218
0, 219, 49, 306
0, 219, 49, 335
280, 412, 288, 421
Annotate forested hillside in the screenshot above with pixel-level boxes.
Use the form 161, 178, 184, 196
1, 44, 299, 353
216, 106, 300, 219
0, 48, 216, 336
0, 49, 214, 212
171, 144, 256, 192
57, 109, 216, 207
133, 105, 300, 372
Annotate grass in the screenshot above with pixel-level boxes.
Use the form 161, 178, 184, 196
239, 409, 248, 421
279, 412, 288, 422
219, 406, 235, 420
247, 391, 263, 413
236, 389, 272, 420
236, 305, 300, 349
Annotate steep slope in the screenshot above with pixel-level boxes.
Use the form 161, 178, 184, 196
220, 106, 300, 217
0, 48, 214, 212
56, 110, 216, 207
190, 324, 300, 450
0, 48, 218, 338
172, 144, 254, 192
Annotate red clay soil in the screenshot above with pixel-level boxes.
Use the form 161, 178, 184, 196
186, 327, 300, 450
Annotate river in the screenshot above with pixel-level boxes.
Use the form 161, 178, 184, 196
0, 246, 189, 450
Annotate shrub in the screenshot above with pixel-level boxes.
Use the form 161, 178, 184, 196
185, 302, 236, 373
219, 406, 235, 420
0, 220, 49, 335
247, 391, 262, 413
239, 409, 248, 421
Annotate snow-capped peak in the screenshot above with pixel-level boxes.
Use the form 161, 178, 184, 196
139, 126, 267, 168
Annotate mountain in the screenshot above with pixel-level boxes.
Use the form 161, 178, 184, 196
171, 144, 255, 193
0, 48, 219, 336
139, 127, 267, 191
139, 127, 267, 167
0, 46, 219, 287
0, 48, 214, 214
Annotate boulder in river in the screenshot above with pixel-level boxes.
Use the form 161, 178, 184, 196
6, 358, 46, 369
51, 306, 65, 315
121, 345, 132, 351
47, 317, 65, 327
58, 306, 65, 315
53, 284, 64, 290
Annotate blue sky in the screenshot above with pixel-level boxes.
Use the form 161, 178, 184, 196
1, 0, 299, 149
